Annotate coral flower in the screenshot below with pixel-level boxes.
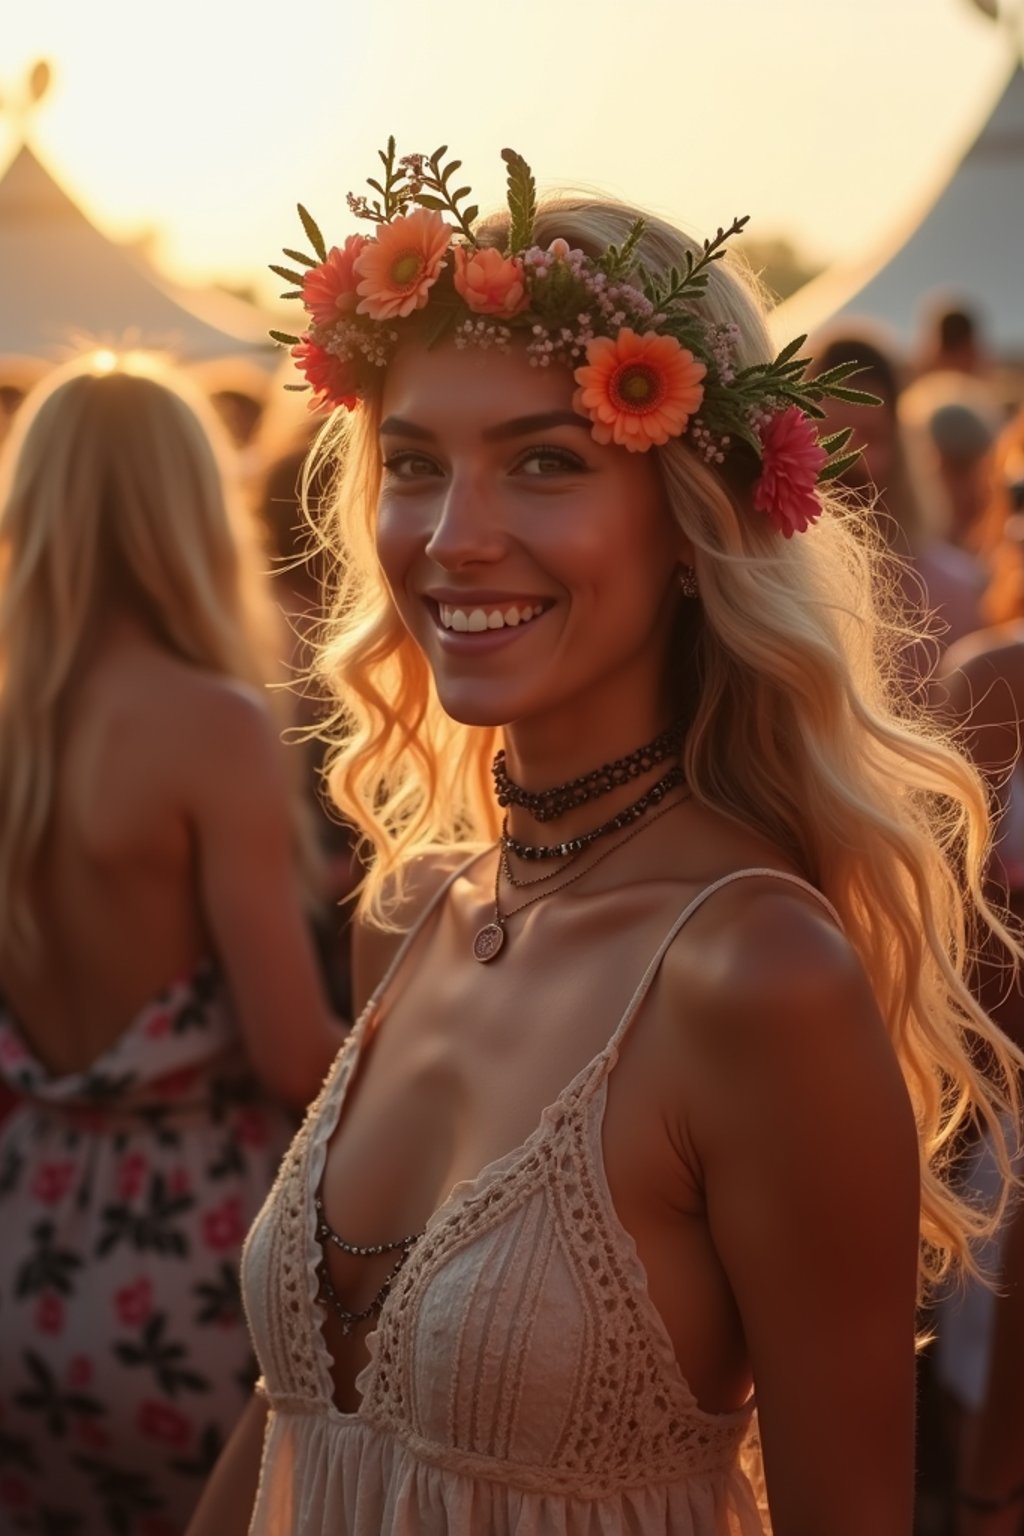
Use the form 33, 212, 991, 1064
354, 209, 451, 321
753, 406, 827, 537
301, 235, 367, 328
573, 329, 706, 452
291, 338, 360, 412
452, 246, 529, 316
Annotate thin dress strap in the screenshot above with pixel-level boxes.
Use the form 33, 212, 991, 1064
605, 867, 843, 1061
362, 845, 493, 1020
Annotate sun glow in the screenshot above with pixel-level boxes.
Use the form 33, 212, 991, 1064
0, 0, 1015, 308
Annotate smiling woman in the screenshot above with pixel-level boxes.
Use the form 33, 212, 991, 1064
186, 145, 1024, 1536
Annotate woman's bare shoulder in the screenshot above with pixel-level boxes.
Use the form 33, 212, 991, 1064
658, 873, 906, 1156
351, 846, 489, 1014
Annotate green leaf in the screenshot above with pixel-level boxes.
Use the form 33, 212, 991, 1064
501, 147, 537, 253
297, 204, 327, 263
269, 263, 305, 286
463, 204, 479, 227
616, 218, 646, 272
283, 383, 309, 392
280, 289, 303, 300
415, 194, 448, 212
818, 451, 861, 482
825, 385, 882, 406
811, 360, 866, 387
283, 247, 318, 268
819, 427, 854, 456
772, 334, 807, 368
269, 329, 300, 346
366, 177, 386, 197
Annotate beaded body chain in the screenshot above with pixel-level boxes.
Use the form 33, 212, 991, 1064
314, 1192, 422, 1335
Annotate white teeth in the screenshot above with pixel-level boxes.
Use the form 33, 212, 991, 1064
439, 602, 544, 632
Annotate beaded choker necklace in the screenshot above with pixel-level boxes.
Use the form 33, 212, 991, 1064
491, 722, 683, 823
501, 765, 685, 862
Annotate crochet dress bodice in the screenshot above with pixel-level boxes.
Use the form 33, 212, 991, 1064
242, 864, 838, 1534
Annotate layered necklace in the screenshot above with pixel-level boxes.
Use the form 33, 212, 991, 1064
472, 724, 687, 962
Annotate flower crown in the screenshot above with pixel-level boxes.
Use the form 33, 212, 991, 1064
271, 141, 874, 537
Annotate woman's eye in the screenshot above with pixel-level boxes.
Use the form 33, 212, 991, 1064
515, 446, 587, 476
381, 452, 440, 480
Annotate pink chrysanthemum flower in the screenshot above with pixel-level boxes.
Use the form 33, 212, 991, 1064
354, 209, 451, 321
301, 235, 367, 328
753, 406, 828, 537
572, 329, 706, 452
452, 246, 529, 316
291, 339, 360, 412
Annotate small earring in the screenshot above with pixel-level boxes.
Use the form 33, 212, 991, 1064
678, 565, 699, 599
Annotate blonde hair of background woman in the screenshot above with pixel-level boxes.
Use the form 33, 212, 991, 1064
304, 197, 1023, 1301
0, 349, 317, 963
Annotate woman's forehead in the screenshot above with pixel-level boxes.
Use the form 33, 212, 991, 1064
379, 340, 575, 433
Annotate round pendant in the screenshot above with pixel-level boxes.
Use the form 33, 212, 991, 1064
472, 922, 505, 963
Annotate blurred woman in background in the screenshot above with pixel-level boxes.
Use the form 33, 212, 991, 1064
0, 351, 344, 1536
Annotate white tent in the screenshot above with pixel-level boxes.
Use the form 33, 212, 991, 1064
772, 60, 1024, 357
0, 143, 275, 365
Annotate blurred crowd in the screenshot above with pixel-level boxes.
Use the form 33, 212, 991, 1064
0, 285, 1023, 1534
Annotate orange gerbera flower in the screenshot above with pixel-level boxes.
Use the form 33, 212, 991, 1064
572, 329, 707, 452
354, 209, 452, 321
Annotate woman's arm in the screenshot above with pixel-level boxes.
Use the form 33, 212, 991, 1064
188, 683, 347, 1108
679, 888, 921, 1536
185, 1393, 268, 1536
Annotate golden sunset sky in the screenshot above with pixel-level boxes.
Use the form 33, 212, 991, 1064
0, 0, 1017, 306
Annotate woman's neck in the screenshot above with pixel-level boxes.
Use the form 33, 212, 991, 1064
499, 708, 684, 854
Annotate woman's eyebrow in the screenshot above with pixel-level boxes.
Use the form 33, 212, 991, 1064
379, 415, 434, 441
378, 411, 590, 442
482, 412, 591, 442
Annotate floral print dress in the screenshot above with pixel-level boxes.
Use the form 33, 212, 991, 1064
0, 963, 299, 1536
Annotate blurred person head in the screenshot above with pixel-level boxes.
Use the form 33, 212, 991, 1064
917, 296, 990, 378
808, 325, 926, 549
976, 405, 1024, 626
900, 371, 1002, 549
0, 349, 278, 689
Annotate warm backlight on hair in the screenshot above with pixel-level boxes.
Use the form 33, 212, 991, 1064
91, 349, 117, 374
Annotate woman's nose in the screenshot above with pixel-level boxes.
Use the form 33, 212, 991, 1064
424, 475, 507, 569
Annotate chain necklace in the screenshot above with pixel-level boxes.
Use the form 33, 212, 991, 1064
491, 721, 683, 823
472, 790, 688, 963
501, 765, 685, 862
500, 839, 584, 891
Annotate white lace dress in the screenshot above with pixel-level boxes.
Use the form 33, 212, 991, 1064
242, 868, 832, 1533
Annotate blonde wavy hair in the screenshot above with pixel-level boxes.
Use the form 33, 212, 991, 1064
0, 349, 309, 961
307, 196, 1023, 1297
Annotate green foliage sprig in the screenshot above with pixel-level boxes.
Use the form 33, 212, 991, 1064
501, 148, 536, 254
411, 146, 480, 243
